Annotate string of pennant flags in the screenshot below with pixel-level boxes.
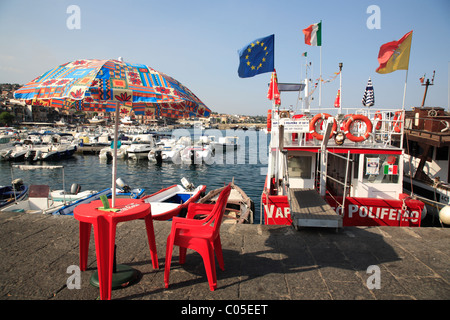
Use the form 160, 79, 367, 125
238, 22, 413, 110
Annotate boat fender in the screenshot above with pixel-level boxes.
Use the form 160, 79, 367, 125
441, 120, 450, 133
439, 206, 450, 225
393, 111, 403, 133
343, 114, 373, 142
374, 111, 382, 130
309, 113, 337, 140
70, 183, 81, 195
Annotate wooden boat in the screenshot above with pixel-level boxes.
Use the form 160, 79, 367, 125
199, 179, 254, 224
0, 179, 28, 209
140, 178, 206, 220
402, 107, 450, 223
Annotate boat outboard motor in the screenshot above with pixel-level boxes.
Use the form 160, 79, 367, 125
12, 178, 23, 190
181, 177, 195, 191
70, 183, 81, 195
155, 150, 163, 165
116, 177, 131, 193
190, 149, 195, 164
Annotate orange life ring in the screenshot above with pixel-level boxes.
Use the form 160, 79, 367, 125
309, 113, 337, 140
267, 109, 272, 132
374, 111, 382, 130
343, 114, 373, 142
393, 111, 403, 133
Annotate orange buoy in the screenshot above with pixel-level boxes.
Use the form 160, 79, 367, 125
343, 114, 373, 142
309, 113, 337, 140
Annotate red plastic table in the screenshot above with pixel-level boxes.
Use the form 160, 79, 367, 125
74, 198, 159, 300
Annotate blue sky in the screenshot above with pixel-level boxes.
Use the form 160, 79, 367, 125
0, 0, 449, 116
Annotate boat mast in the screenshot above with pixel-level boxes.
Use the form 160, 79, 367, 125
421, 71, 435, 107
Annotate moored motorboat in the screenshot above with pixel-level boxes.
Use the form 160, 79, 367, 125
140, 178, 206, 220
180, 144, 213, 164
0, 179, 28, 209
126, 134, 156, 160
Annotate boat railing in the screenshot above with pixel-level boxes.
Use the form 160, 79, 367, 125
273, 107, 404, 150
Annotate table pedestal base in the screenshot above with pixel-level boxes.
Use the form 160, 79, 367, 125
90, 264, 139, 289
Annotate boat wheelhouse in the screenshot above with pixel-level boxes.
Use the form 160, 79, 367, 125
262, 104, 425, 228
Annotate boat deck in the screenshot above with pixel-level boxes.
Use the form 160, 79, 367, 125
289, 188, 343, 229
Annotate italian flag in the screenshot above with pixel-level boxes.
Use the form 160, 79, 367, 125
384, 164, 398, 175
303, 22, 322, 46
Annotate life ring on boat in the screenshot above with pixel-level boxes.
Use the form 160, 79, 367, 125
343, 114, 373, 142
393, 111, 403, 133
267, 109, 272, 132
374, 111, 382, 130
309, 113, 337, 140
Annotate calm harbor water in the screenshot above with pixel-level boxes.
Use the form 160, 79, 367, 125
0, 129, 269, 223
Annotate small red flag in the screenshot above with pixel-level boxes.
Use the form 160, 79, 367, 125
267, 69, 281, 105
334, 89, 341, 108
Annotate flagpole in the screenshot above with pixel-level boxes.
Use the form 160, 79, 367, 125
402, 69, 408, 110
319, 45, 322, 109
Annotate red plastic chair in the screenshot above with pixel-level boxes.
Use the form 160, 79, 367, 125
164, 183, 231, 291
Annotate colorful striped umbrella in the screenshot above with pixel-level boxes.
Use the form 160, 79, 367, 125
14, 58, 210, 206
362, 78, 375, 107
14, 59, 210, 118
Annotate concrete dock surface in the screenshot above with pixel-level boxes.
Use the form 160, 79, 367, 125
0, 211, 449, 305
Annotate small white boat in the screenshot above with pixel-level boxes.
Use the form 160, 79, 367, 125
88, 116, 105, 124
140, 178, 206, 220
120, 116, 135, 125
148, 136, 190, 164
210, 136, 239, 152
180, 144, 213, 164
0, 184, 66, 214
126, 134, 156, 160
99, 144, 129, 160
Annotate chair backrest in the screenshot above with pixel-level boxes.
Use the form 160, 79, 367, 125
204, 183, 231, 237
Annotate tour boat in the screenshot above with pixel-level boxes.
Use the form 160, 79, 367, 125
261, 77, 425, 228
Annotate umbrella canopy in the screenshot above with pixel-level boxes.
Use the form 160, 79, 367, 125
362, 78, 375, 107
14, 58, 210, 207
14, 59, 210, 118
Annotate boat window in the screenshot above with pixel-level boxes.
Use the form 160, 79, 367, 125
288, 156, 312, 179
362, 154, 399, 184
351, 154, 359, 179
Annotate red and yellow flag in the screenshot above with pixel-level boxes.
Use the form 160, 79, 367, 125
376, 31, 413, 74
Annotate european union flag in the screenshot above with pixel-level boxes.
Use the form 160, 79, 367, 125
238, 34, 274, 78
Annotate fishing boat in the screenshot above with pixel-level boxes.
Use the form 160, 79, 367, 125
402, 106, 450, 224
140, 178, 206, 220
261, 72, 425, 228
0, 179, 28, 209
199, 179, 254, 224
